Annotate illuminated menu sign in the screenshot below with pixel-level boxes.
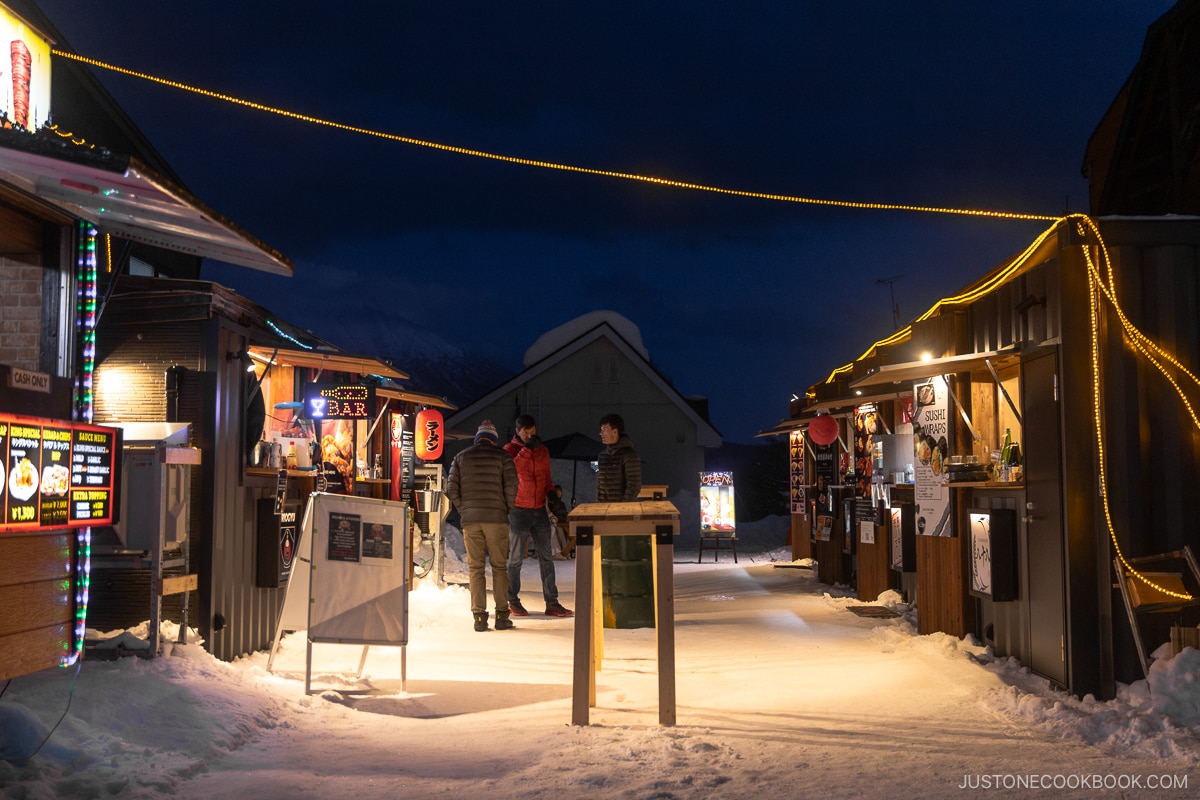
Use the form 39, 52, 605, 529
302, 383, 375, 420
1, 413, 119, 532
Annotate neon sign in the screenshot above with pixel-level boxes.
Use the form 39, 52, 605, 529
302, 383, 375, 420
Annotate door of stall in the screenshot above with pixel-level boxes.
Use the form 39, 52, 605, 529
1023, 349, 1067, 686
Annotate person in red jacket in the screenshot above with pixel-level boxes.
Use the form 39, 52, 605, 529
504, 414, 572, 617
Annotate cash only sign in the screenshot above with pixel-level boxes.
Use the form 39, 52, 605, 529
0, 413, 120, 532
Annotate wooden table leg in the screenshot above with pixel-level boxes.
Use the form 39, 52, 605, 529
571, 526, 595, 725
655, 528, 676, 726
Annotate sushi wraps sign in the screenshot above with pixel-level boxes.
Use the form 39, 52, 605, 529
912, 377, 951, 536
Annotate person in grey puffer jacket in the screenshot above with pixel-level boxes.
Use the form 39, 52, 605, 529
597, 413, 642, 502
446, 419, 519, 632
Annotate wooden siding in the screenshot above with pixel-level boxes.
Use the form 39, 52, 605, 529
790, 514, 811, 561
856, 523, 891, 602
915, 534, 971, 637
0, 533, 72, 681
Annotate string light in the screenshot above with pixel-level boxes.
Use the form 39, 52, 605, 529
51, 51, 1191, 603
823, 217, 1070, 383
66, 221, 100, 665
1076, 219, 1195, 600
51, 50, 1061, 224
266, 319, 314, 349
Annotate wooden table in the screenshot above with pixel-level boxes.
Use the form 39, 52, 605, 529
567, 500, 679, 726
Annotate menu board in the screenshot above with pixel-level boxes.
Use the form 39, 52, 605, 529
911, 377, 952, 536
1, 413, 119, 532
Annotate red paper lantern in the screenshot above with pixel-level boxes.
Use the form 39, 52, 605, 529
415, 408, 444, 461
807, 414, 839, 447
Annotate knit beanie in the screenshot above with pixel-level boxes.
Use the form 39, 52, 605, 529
474, 419, 498, 444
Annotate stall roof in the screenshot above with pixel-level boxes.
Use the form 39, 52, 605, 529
804, 388, 911, 414
849, 349, 1019, 390
754, 418, 805, 438
376, 386, 458, 411
0, 132, 293, 276
248, 346, 408, 380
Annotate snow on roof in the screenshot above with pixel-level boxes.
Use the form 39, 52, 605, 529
523, 310, 648, 367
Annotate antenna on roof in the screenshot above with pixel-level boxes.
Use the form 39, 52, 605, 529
875, 275, 905, 330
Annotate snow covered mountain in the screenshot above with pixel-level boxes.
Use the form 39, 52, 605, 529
301, 312, 513, 408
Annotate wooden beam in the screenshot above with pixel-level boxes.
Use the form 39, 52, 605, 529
159, 574, 198, 597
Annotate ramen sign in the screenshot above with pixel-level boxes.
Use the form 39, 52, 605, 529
0, 413, 120, 532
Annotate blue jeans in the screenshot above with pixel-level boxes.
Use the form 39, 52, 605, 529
507, 506, 558, 606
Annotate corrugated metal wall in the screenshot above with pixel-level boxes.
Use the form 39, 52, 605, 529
206, 322, 285, 662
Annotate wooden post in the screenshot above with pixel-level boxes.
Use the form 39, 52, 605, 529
568, 502, 679, 726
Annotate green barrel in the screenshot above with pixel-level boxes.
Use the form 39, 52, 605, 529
600, 536, 655, 628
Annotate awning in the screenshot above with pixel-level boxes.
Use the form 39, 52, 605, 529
248, 346, 408, 380
376, 386, 458, 410
754, 418, 805, 438
804, 388, 910, 413
849, 349, 1019, 390
0, 136, 293, 276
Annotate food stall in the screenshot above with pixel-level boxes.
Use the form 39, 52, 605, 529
780, 215, 1200, 700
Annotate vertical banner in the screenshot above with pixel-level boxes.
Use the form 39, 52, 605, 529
788, 430, 806, 515
912, 377, 951, 536
389, 412, 404, 502
813, 442, 837, 515
853, 405, 877, 498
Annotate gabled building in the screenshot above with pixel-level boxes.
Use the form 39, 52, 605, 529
446, 311, 721, 505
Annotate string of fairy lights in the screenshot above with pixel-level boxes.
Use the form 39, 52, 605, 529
48, 51, 1194, 601
67, 221, 99, 665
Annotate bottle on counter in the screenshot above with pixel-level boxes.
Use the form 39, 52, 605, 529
372, 453, 382, 479
1000, 428, 1013, 482
1007, 440, 1022, 482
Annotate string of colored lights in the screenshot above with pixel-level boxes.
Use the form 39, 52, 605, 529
50, 50, 1061, 224
266, 319, 314, 349
67, 221, 98, 666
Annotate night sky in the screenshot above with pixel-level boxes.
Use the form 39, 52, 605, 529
32, 1, 1175, 441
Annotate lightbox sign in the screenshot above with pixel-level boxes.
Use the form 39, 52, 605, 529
1, 413, 120, 532
0, 5, 53, 130
303, 383, 375, 420
699, 471, 736, 533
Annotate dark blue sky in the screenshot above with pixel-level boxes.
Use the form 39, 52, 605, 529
35, 1, 1175, 441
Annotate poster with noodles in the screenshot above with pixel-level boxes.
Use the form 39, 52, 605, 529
0, 6, 52, 130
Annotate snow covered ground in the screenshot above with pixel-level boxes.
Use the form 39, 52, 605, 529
2, 515, 1198, 800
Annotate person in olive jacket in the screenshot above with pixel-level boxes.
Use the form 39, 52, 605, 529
597, 413, 642, 502
447, 419, 519, 632
504, 414, 572, 617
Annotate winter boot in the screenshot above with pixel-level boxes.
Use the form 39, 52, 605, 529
473, 612, 490, 632
495, 610, 515, 630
